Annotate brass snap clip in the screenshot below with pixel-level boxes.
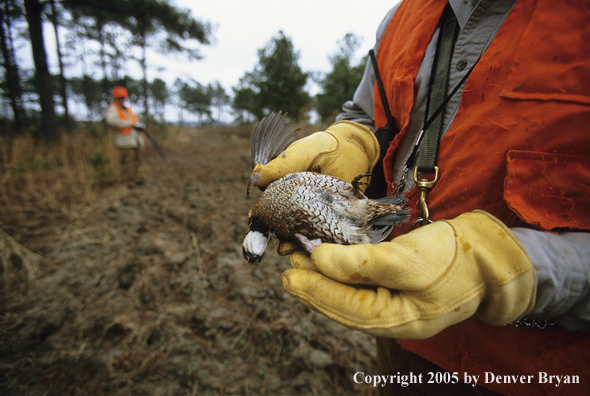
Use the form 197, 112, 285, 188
411, 166, 439, 229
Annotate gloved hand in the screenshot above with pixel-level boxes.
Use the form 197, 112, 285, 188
134, 123, 146, 130
251, 121, 380, 189
282, 210, 537, 339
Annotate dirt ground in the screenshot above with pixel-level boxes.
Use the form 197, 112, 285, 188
0, 125, 378, 395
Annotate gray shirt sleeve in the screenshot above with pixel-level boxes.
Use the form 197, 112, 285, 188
513, 228, 590, 331
335, 5, 399, 130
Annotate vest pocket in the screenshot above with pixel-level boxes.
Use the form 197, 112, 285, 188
504, 150, 590, 231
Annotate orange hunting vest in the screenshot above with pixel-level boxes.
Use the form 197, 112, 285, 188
110, 102, 138, 135
374, 0, 590, 393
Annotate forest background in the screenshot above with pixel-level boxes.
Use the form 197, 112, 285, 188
0, 0, 380, 144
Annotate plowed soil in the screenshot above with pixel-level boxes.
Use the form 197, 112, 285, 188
0, 125, 377, 395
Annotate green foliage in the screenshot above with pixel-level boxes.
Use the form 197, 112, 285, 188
68, 74, 142, 120
87, 149, 109, 169
208, 81, 229, 124
69, 75, 105, 118
118, 0, 212, 120
86, 149, 113, 180
175, 364, 198, 379
89, 121, 107, 138
115, 76, 142, 101
150, 78, 168, 104
232, 31, 310, 121
150, 78, 168, 123
64, 0, 212, 122
14, 155, 53, 173
231, 82, 257, 123
119, 0, 211, 50
177, 80, 212, 125
316, 33, 366, 124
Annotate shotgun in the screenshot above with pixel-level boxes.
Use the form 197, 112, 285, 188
136, 125, 166, 160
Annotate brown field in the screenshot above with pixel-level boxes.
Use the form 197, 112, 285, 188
0, 125, 377, 395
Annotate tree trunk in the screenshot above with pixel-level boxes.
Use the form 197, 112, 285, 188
0, 1, 26, 134
140, 35, 149, 125
23, 0, 59, 144
49, 0, 70, 133
97, 27, 110, 107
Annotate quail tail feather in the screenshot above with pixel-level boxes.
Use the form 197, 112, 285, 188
371, 195, 411, 226
366, 195, 410, 244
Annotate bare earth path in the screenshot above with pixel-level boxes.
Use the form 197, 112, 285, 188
0, 126, 377, 395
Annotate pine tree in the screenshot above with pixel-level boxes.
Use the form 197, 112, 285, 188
316, 33, 366, 124
233, 31, 310, 121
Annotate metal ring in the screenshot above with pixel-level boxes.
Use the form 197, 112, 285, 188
411, 218, 433, 230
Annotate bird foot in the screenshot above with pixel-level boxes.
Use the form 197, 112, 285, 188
351, 173, 372, 198
294, 233, 323, 255
247, 169, 263, 198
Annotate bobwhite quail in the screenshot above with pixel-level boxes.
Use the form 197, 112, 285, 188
243, 111, 409, 264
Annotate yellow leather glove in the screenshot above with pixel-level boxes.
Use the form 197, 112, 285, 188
282, 210, 537, 339
252, 121, 380, 189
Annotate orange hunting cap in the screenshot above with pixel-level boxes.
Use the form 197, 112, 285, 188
112, 86, 128, 98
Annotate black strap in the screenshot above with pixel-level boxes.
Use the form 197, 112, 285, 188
369, 49, 394, 126
365, 50, 400, 199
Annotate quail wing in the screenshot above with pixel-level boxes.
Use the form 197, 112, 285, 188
247, 112, 301, 196
250, 111, 301, 168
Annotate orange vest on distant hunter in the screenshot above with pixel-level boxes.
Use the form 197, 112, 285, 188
110, 102, 138, 135
374, 0, 590, 393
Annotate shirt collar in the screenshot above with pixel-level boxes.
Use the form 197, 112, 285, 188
448, 0, 480, 30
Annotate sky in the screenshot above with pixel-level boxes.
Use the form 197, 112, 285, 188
149, 0, 399, 97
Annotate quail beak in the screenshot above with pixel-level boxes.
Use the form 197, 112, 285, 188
243, 247, 264, 265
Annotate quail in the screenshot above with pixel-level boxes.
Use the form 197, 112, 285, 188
243, 111, 409, 264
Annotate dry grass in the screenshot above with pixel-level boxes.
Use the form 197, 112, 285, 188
0, 131, 112, 217
0, 125, 179, 238
0, 120, 319, 220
